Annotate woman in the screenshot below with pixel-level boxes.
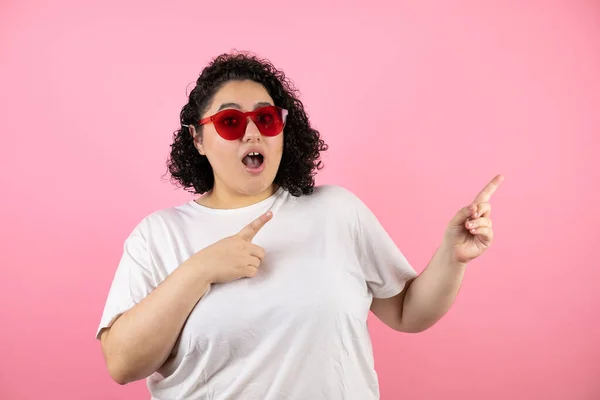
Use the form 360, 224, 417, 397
96, 52, 503, 399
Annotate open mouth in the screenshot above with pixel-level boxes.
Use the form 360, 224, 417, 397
242, 151, 264, 169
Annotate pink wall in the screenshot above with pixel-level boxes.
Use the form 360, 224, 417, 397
1, 0, 599, 399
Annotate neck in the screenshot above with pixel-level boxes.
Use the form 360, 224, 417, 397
196, 182, 278, 210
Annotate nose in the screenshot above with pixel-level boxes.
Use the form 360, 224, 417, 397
242, 117, 261, 142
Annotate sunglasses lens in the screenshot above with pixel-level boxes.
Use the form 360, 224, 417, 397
214, 109, 247, 140
253, 106, 285, 136
210, 106, 286, 140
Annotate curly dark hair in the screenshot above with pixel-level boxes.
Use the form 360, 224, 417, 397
166, 51, 328, 197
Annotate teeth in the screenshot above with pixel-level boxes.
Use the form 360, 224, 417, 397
248, 152, 260, 156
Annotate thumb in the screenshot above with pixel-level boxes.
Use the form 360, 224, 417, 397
449, 203, 476, 227
237, 211, 273, 241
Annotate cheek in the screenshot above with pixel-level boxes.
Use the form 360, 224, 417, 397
268, 135, 284, 157
203, 135, 239, 169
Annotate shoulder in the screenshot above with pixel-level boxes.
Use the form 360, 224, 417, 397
305, 184, 363, 204
124, 201, 195, 240
300, 184, 370, 219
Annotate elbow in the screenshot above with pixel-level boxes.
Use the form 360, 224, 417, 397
100, 328, 147, 385
106, 357, 138, 385
397, 323, 432, 334
396, 314, 440, 333
101, 336, 143, 385
111, 374, 129, 386
103, 348, 158, 385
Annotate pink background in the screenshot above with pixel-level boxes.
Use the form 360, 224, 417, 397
1, 0, 599, 399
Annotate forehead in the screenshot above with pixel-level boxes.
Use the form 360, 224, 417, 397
207, 80, 274, 113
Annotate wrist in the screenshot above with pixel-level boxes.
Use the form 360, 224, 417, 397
437, 242, 468, 270
180, 254, 215, 287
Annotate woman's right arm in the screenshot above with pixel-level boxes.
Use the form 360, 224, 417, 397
99, 210, 272, 385
99, 260, 212, 385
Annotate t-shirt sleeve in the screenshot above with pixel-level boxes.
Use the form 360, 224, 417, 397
96, 220, 157, 339
351, 193, 418, 299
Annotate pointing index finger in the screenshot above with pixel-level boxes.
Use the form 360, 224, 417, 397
474, 174, 504, 203
237, 211, 273, 241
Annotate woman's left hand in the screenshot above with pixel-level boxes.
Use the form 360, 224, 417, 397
443, 175, 504, 264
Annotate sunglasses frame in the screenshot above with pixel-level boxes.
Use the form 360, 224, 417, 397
197, 105, 288, 141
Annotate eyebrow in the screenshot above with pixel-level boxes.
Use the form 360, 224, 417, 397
217, 101, 273, 111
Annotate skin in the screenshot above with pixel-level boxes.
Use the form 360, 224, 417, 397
370, 174, 504, 332
189, 79, 284, 209
99, 211, 273, 384
99, 80, 283, 384
100, 78, 504, 384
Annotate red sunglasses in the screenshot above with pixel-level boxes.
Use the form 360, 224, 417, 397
197, 105, 288, 140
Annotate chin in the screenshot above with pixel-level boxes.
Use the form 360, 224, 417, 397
238, 178, 276, 196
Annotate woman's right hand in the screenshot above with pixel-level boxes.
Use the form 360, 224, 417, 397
100, 212, 273, 385
190, 211, 273, 284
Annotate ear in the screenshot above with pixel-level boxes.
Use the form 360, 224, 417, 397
189, 125, 206, 156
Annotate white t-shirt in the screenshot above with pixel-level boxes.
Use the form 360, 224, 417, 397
97, 185, 417, 400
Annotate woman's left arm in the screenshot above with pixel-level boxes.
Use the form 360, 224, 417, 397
370, 175, 504, 333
